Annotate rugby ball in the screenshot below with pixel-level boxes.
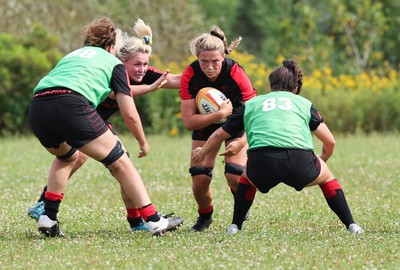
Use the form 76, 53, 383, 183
195, 87, 227, 123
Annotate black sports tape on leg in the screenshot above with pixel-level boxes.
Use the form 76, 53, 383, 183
189, 166, 213, 178
56, 148, 77, 160
224, 163, 244, 176
100, 141, 125, 166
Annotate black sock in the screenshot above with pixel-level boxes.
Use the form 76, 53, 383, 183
127, 217, 144, 227
39, 186, 47, 202
146, 213, 160, 222
198, 207, 213, 220
325, 189, 355, 227
44, 199, 61, 221
232, 182, 256, 229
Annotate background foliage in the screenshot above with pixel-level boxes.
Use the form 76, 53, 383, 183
0, 0, 399, 136
0, 29, 62, 135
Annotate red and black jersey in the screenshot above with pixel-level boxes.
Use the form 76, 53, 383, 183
180, 58, 256, 107
180, 58, 256, 140
96, 66, 164, 121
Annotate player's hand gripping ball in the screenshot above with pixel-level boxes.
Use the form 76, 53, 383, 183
195, 87, 228, 123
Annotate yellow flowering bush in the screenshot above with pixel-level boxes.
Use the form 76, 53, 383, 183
302, 66, 400, 133
149, 53, 400, 136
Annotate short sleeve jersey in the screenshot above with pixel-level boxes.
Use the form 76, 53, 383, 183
34, 46, 130, 108
244, 91, 323, 150
180, 58, 256, 137
96, 66, 164, 120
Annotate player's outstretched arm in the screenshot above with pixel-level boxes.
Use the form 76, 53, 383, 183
192, 127, 230, 163
116, 92, 149, 158
130, 70, 170, 97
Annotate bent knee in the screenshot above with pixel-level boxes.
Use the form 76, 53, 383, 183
75, 152, 89, 166
224, 163, 244, 176
189, 166, 213, 178
100, 141, 125, 166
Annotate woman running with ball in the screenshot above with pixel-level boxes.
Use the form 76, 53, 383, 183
180, 26, 256, 232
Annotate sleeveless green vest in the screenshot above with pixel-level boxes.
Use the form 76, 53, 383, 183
244, 91, 314, 150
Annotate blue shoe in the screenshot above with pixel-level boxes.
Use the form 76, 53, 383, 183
131, 222, 149, 231
27, 201, 45, 221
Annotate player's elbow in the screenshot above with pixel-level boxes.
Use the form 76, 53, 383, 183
183, 120, 195, 131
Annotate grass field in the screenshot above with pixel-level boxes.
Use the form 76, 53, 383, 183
0, 134, 399, 269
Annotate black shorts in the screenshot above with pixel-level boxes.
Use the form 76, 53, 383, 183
28, 92, 109, 149
246, 147, 321, 193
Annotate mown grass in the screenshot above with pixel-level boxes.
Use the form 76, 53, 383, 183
0, 134, 399, 269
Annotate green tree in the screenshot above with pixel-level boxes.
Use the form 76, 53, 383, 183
0, 0, 206, 63
0, 0, 101, 52
380, 0, 400, 69
330, 0, 388, 73
196, 0, 240, 37
228, 0, 391, 74
230, 0, 331, 72
0, 28, 62, 135
112, 0, 207, 62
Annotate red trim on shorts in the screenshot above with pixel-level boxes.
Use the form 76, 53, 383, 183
320, 179, 342, 199
33, 89, 73, 98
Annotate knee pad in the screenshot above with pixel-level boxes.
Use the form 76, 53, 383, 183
100, 141, 125, 166
224, 163, 244, 176
56, 148, 77, 160
189, 166, 213, 178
